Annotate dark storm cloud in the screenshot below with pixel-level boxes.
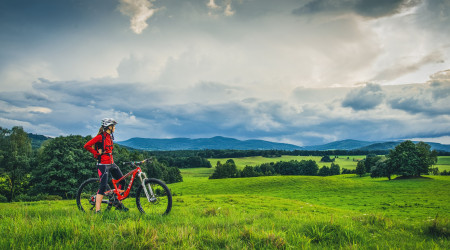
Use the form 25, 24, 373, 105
342, 83, 385, 110
31, 78, 165, 110
293, 0, 421, 18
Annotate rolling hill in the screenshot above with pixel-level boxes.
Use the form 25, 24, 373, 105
302, 139, 377, 151
117, 136, 450, 152
117, 136, 304, 151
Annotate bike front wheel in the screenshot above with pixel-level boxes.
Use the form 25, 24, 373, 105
76, 178, 113, 212
136, 178, 172, 215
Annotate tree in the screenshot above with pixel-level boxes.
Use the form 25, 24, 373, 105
320, 155, 334, 162
355, 160, 366, 177
166, 167, 183, 184
209, 160, 239, 179
416, 142, 438, 176
240, 166, 260, 178
330, 162, 340, 175
365, 154, 381, 173
386, 140, 436, 177
370, 159, 394, 180
300, 160, 319, 176
31, 135, 95, 199
318, 166, 330, 176
0, 127, 32, 202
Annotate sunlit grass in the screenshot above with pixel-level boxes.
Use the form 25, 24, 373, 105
1, 155, 449, 249
1, 182, 449, 249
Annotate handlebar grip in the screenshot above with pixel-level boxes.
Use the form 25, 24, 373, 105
122, 158, 154, 165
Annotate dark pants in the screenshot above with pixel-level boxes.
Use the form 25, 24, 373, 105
97, 163, 125, 195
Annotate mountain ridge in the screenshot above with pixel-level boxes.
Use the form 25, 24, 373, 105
117, 136, 450, 152
117, 136, 304, 151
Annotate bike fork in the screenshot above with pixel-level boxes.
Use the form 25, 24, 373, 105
138, 172, 157, 202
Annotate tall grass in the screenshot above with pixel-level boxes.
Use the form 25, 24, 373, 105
1, 156, 449, 249
1, 193, 449, 249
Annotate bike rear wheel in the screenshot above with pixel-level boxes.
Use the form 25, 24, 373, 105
136, 178, 172, 215
76, 178, 114, 212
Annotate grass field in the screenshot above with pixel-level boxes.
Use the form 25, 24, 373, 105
208, 155, 366, 171
207, 155, 450, 173
1, 156, 449, 249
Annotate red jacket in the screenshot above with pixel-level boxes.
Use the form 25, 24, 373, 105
84, 132, 114, 164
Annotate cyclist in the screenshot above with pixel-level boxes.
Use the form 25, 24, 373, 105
84, 118, 128, 213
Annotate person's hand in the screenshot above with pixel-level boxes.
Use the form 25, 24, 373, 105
98, 149, 103, 155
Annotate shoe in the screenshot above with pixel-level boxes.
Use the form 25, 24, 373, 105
116, 203, 129, 212
95, 210, 101, 214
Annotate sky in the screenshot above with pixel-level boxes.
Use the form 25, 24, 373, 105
0, 0, 449, 146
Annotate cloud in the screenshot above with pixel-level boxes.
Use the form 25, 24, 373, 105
207, 0, 220, 10
118, 0, 158, 34
387, 71, 450, 115
293, 0, 421, 18
429, 69, 450, 99
373, 50, 445, 81
1, 71, 450, 146
1, 0, 450, 146
207, 0, 235, 17
342, 83, 385, 110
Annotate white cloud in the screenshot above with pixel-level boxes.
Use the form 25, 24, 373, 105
224, 3, 235, 16
207, 0, 220, 10
207, 0, 235, 17
118, 0, 158, 34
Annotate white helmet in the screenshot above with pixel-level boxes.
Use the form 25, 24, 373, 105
101, 118, 117, 128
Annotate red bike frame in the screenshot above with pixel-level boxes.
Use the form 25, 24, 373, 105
110, 165, 142, 201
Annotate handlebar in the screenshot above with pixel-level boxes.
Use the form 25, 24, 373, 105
122, 158, 153, 166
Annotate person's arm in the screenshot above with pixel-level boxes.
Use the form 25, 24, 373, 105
84, 135, 102, 158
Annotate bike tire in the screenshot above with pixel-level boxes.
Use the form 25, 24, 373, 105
136, 178, 172, 215
76, 178, 113, 212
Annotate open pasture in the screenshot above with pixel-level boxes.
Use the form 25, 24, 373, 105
1, 174, 449, 249
436, 156, 450, 171
1, 156, 449, 249
2, 175, 450, 249
207, 155, 450, 173
207, 155, 365, 171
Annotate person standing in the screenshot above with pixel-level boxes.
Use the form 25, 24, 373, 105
84, 118, 128, 213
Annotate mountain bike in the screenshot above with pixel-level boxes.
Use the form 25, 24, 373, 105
76, 158, 172, 215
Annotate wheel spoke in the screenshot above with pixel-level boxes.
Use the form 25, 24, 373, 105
136, 179, 172, 215
76, 178, 113, 213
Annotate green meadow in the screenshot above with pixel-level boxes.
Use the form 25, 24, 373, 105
1, 156, 449, 249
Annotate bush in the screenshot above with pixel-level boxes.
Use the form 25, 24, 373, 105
14, 194, 37, 202
342, 168, 356, 174
45, 195, 62, 200
320, 155, 334, 162
440, 170, 450, 176
13, 193, 51, 202
0, 194, 7, 203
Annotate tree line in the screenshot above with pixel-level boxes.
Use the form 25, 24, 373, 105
209, 140, 441, 180
0, 127, 185, 202
147, 147, 450, 159
209, 159, 345, 179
